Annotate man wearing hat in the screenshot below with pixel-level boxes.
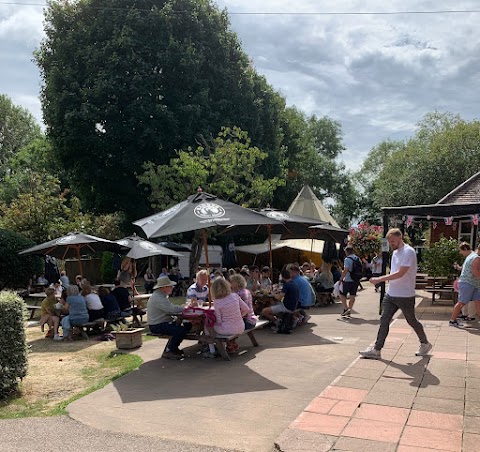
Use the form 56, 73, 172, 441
147, 276, 192, 360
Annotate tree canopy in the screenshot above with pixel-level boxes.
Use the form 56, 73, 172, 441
36, 0, 287, 219
359, 112, 480, 214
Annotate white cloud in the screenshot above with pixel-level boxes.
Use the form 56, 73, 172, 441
2, 0, 480, 169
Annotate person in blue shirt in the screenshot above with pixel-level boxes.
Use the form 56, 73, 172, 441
288, 263, 313, 324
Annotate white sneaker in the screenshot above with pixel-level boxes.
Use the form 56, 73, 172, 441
415, 342, 432, 356
53, 334, 63, 341
359, 346, 381, 359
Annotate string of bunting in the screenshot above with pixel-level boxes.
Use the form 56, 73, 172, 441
402, 214, 480, 228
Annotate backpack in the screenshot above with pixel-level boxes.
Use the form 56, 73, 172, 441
276, 312, 294, 334
347, 256, 364, 281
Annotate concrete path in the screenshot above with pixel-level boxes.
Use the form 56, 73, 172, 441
276, 293, 480, 451
67, 286, 383, 451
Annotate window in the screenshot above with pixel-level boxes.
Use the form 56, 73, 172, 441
458, 220, 474, 246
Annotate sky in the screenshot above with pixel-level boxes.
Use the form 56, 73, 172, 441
1, 1, 480, 170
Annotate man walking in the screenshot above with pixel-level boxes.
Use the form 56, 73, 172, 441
449, 242, 480, 327
359, 228, 432, 359
339, 246, 361, 317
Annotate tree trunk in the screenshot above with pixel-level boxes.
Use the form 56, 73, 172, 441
189, 230, 203, 279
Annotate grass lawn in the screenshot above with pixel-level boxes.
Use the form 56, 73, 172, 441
0, 295, 186, 419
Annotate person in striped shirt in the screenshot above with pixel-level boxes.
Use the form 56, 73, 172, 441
186, 269, 209, 306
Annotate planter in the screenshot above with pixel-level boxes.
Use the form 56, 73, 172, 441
113, 328, 144, 349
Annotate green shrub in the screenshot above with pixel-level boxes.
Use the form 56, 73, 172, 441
100, 252, 115, 283
421, 237, 460, 279
0, 291, 28, 399
0, 229, 42, 290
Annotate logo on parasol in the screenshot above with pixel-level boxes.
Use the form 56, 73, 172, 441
148, 204, 181, 223
266, 211, 289, 220
139, 241, 158, 252
56, 235, 77, 244
194, 203, 226, 219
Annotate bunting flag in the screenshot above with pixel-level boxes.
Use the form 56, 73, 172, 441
452, 222, 458, 231
433, 221, 438, 229
444, 217, 453, 226
472, 214, 479, 226
406, 215, 414, 228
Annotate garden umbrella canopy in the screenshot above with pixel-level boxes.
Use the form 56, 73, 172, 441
309, 224, 350, 243
116, 235, 183, 260
18, 232, 124, 275
133, 190, 283, 239
222, 208, 328, 239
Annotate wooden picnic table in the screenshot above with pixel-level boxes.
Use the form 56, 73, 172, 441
252, 292, 276, 315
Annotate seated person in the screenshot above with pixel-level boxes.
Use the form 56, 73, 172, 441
36, 274, 49, 286
39, 287, 60, 339
203, 278, 249, 357
54, 281, 63, 299
158, 267, 169, 277
75, 274, 83, 290
144, 268, 156, 293
98, 286, 123, 321
262, 269, 300, 324
314, 263, 335, 291
111, 271, 134, 317
331, 262, 342, 284
259, 266, 272, 290
230, 273, 257, 330
246, 265, 260, 292
301, 262, 313, 280
59, 270, 70, 289
81, 280, 105, 321
59, 285, 89, 340
147, 276, 192, 360
186, 270, 209, 307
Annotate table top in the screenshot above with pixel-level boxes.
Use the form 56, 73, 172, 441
133, 293, 151, 300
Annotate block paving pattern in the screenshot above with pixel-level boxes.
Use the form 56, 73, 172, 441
276, 299, 480, 451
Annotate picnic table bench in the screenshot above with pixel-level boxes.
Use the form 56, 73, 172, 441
25, 305, 42, 320
425, 286, 457, 305
149, 319, 269, 361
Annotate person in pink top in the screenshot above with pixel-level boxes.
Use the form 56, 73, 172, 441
229, 273, 257, 330
203, 277, 249, 358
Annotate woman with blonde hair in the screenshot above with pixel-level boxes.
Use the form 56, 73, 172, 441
203, 277, 249, 358
81, 280, 105, 321
314, 262, 335, 305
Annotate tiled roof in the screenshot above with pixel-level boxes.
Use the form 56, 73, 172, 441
437, 171, 480, 204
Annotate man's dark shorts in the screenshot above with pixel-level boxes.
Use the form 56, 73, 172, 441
341, 281, 359, 296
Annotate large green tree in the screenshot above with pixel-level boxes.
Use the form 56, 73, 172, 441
36, 0, 286, 219
272, 106, 359, 226
138, 126, 284, 276
360, 112, 480, 214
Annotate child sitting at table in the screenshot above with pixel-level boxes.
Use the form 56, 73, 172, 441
40, 287, 61, 339
203, 278, 250, 358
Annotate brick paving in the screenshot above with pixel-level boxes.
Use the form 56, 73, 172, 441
276, 295, 480, 451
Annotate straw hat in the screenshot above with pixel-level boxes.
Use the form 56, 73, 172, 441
153, 276, 177, 289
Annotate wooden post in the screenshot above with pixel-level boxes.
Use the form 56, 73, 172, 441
268, 224, 273, 272
75, 246, 83, 276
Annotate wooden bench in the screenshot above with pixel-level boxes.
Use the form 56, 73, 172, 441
426, 287, 457, 305
72, 319, 106, 339
149, 319, 269, 361
25, 305, 42, 320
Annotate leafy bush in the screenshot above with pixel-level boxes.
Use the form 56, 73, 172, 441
100, 252, 116, 283
0, 291, 28, 399
421, 237, 459, 279
0, 229, 42, 290
349, 223, 383, 258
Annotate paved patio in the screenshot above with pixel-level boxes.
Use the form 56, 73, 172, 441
276, 295, 480, 452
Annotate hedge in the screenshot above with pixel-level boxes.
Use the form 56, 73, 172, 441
0, 229, 42, 290
0, 291, 28, 399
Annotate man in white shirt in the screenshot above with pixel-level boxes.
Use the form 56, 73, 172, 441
359, 228, 432, 359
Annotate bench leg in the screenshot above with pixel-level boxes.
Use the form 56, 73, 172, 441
214, 339, 231, 361
247, 331, 259, 347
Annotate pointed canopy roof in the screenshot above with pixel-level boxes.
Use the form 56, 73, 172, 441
287, 185, 340, 227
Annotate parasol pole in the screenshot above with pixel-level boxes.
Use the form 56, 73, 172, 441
75, 246, 83, 277
202, 228, 212, 307
131, 258, 139, 296
268, 224, 273, 272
